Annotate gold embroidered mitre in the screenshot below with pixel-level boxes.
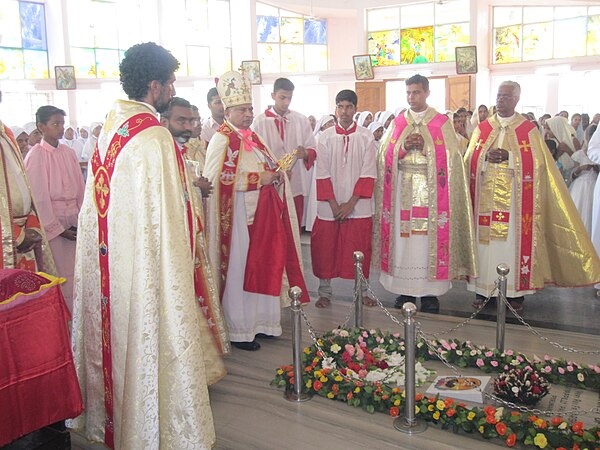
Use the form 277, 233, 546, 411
217, 71, 252, 108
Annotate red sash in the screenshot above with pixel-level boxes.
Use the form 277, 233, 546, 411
90, 113, 158, 449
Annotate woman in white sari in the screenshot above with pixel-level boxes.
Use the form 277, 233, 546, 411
569, 124, 599, 234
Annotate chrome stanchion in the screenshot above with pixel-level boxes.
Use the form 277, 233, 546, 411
394, 302, 428, 434
353, 251, 364, 328
285, 286, 312, 402
496, 264, 509, 352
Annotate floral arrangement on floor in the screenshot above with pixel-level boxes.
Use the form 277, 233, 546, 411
494, 367, 550, 405
271, 328, 600, 449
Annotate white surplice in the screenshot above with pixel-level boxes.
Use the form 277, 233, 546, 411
569, 149, 598, 235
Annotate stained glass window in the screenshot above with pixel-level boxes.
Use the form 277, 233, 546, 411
434, 23, 470, 62
256, 2, 328, 74
0, 0, 48, 79
366, 1, 470, 68
493, 6, 600, 63
368, 30, 400, 67
401, 26, 434, 64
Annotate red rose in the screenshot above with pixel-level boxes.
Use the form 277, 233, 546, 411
313, 380, 323, 391
332, 384, 339, 394
550, 417, 563, 426
486, 415, 497, 425
444, 398, 454, 408
506, 433, 516, 447
573, 444, 580, 450
495, 422, 507, 436
484, 406, 496, 416
446, 408, 456, 417
347, 392, 353, 400
572, 421, 584, 433
415, 393, 423, 401
390, 406, 400, 417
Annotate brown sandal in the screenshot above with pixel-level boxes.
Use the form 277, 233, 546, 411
361, 297, 377, 307
315, 297, 331, 308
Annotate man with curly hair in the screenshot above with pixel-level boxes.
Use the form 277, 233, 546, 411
70, 42, 224, 450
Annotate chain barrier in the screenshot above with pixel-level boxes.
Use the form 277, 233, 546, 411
497, 290, 600, 356
416, 325, 600, 417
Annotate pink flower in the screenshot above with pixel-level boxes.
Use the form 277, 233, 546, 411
525, 366, 532, 371
543, 366, 552, 373
485, 351, 493, 357
476, 358, 485, 367
441, 340, 452, 351
376, 337, 383, 343
358, 369, 368, 378
544, 354, 551, 361
516, 356, 524, 362
450, 342, 457, 350
567, 366, 574, 372
359, 341, 367, 348
358, 336, 364, 343
345, 344, 355, 356
393, 332, 400, 338
558, 367, 565, 374
491, 361, 499, 367
595, 366, 600, 374
362, 331, 369, 338
506, 350, 514, 356
356, 348, 364, 361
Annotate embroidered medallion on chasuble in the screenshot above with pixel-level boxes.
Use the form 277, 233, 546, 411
217, 70, 252, 108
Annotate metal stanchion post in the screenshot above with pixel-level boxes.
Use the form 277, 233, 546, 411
285, 286, 312, 402
496, 264, 509, 352
394, 302, 427, 434
353, 251, 364, 329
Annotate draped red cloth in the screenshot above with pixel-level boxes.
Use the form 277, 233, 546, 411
0, 271, 83, 446
243, 184, 310, 303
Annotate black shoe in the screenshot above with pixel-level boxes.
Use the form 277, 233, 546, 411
394, 295, 416, 309
232, 340, 261, 351
256, 333, 276, 339
420, 296, 440, 313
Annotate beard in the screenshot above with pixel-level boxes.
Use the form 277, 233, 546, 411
173, 132, 191, 144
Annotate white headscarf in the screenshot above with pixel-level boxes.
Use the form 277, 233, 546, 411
23, 122, 38, 135
367, 121, 384, 133
357, 111, 373, 127
60, 124, 79, 147
313, 114, 336, 137
379, 111, 394, 129
10, 126, 26, 139
546, 116, 577, 153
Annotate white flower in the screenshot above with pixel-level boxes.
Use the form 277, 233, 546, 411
577, 373, 585, 382
365, 370, 388, 383
322, 357, 337, 370
330, 343, 341, 354
511, 386, 519, 394
456, 350, 463, 356
558, 422, 568, 430
339, 330, 349, 337
385, 351, 405, 367
470, 350, 478, 356
510, 359, 520, 366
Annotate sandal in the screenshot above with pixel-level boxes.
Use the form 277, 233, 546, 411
509, 300, 524, 313
315, 297, 331, 308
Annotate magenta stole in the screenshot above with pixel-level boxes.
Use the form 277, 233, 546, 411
380, 113, 451, 280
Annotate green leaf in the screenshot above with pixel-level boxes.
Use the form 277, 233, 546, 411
367, 405, 375, 414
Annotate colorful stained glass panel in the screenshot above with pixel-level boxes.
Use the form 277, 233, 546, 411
0, 0, 22, 48
280, 44, 303, 72
304, 19, 326, 45
71, 47, 97, 78
186, 46, 210, 76
257, 43, 280, 74
434, 23, 469, 62
523, 22, 553, 61
20, 2, 46, 50
401, 26, 434, 64
257, 16, 279, 43
280, 17, 303, 44
368, 30, 400, 67
304, 45, 327, 71
588, 15, 600, 55
23, 49, 48, 78
494, 25, 522, 63
494, 7, 522, 28
95, 49, 120, 78
367, 8, 399, 32
209, 47, 232, 76
0, 48, 24, 79
554, 18, 586, 58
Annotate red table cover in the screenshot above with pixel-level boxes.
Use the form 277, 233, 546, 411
0, 278, 83, 446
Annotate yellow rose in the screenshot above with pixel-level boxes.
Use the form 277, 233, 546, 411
467, 412, 476, 421
394, 399, 401, 406
303, 347, 311, 354
433, 411, 440, 420
277, 369, 283, 375
401, 391, 406, 398
428, 405, 434, 412
327, 392, 335, 399
415, 406, 420, 414
354, 387, 361, 393
314, 370, 322, 378
306, 380, 312, 388
335, 376, 343, 382
436, 400, 445, 411
320, 376, 328, 383
478, 425, 484, 434
533, 433, 548, 449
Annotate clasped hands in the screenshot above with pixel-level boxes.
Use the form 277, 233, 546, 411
404, 133, 425, 154
17, 228, 42, 252
328, 197, 358, 222
485, 148, 509, 164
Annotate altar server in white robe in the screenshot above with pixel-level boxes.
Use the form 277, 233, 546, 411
252, 77, 317, 226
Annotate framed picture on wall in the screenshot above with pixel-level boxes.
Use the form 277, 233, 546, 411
55, 66, 76, 90
455, 46, 478, 75
352, 54, 374, 81
241, 60, 262, 85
